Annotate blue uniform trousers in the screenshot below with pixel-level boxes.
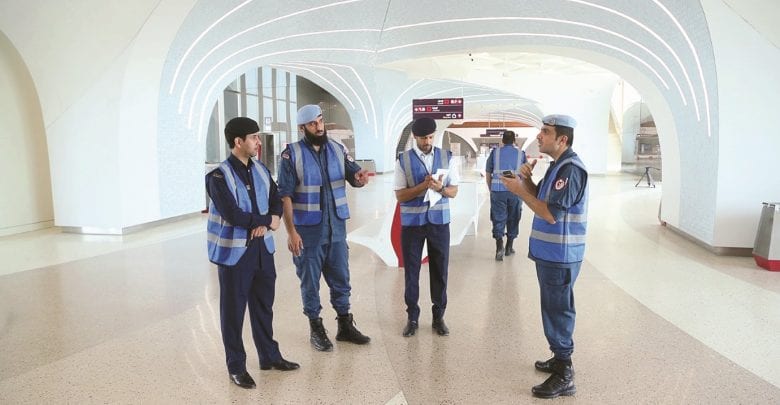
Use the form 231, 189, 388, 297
490, 191, 521, 239
217, 239, 281, 373
293, 240, 351, 319
401, 223, 450, 321
535, 261, 581, 360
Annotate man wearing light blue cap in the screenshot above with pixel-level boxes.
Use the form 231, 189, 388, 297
277, 104, 372, 352
502, 114, 588, 399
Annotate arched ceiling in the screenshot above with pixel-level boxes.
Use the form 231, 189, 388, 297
379, 51, 618, 124
160, 0, 717, 141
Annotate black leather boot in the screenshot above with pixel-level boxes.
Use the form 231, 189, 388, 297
309, 317, 333, 352
505, 238, 515, 256
532, 361, 576, 398
495, 238, 504, 261
335, 313, 371, 344
534, 356, 562, 373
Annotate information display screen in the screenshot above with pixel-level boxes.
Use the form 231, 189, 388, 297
480, 128, 506, 137
412, 98, 464, 119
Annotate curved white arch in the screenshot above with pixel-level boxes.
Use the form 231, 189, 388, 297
169, 0, 365, 94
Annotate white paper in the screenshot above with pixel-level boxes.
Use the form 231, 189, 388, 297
425, 169, 449, 207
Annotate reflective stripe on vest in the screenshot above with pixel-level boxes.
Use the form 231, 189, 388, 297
207, 159, 276, 266
491, 146, 525, 192
399, 147, 451, 226
529, 156, 588, 263
289, 139, 350, 225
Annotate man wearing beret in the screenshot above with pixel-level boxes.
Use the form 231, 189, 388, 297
277, 104, 371, 352
394, 117, 459, 337
485, 130, 527, 261
206, 117, 299, 389
502, 114, 588, 399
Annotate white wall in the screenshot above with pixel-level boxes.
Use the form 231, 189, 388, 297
474, 68, 618, 174
0, 0, 196, 232
614, 81, 643, 164
548, 84, 614, 175
46, 62, 123, 230
1, 1, 159, 231
118, 0, 197, 227
704, 0, 780, 247
558, 48, 684, 233
0, 31, 53, 236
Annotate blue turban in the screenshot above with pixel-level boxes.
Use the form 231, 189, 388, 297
297, 104, 322, 125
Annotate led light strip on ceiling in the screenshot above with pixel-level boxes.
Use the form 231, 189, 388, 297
169, 0, 365, 94
178, 1, 712, 141
303, 61, 379, 138
194, 48, 374, 135
179, 29, 379, 113
272, 63, 358, 110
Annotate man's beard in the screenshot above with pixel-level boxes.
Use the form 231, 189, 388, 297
304, 127, 328, 146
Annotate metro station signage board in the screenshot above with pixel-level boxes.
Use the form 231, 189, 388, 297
480, 128, 506, 137
412, 98, 464, 119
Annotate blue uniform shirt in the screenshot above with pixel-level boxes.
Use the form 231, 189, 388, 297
206, 154, 282, 229
485, 146, 527, 175
485, 150, 495, 173
542, 148, 587, 222
277, 137, 363, 247
532, 148, 587, 267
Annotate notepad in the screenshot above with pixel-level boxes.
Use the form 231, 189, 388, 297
424, 169, 449, 207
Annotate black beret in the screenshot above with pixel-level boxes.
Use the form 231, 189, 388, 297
224, 117, 259, 136
411, 117, 436, 136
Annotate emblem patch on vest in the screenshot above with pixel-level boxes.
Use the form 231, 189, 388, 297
281, 152, 290, 159
346, 154, 354, 162
554, 178, 568, 190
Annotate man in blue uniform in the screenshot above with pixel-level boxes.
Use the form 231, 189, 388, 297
485, 130, 527, 261
502, 114, 587, 399
278, 104, 371, 352
206, 117, 299, 389
394, 117, 459, 337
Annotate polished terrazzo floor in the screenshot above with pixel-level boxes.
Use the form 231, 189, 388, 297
1, 171, 779, 404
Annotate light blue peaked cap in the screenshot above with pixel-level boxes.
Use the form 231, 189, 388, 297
296, 104, 322, 125
542, 114, 577, 129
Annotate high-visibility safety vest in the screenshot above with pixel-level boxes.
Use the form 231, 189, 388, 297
288, 139, 350, 225
399, 148, 451, 226
207, 160, 275, 266
529, 155, 588, 263
490, 145, 526, 192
